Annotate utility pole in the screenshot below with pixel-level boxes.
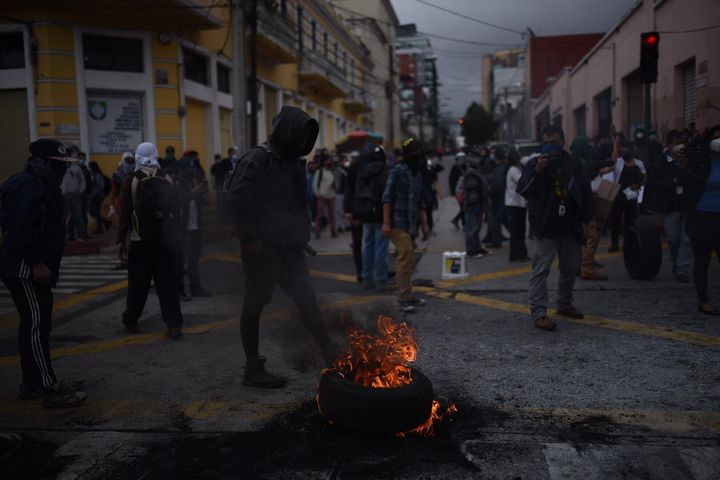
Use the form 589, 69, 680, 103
387, 44, 394, 149
431, 59, 439, 148
249, 0, 259, 146
231, 1, 247, 153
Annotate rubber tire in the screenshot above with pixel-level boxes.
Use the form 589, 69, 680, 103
317, 369, 434, 433
623, 223, 662, 280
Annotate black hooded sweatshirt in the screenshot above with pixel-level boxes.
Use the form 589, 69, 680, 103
229, 106, 319, 251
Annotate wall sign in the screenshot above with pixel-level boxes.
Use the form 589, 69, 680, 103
87, 92, 143, 154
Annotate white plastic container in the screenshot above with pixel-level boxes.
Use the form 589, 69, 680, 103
442, 251, 469, 279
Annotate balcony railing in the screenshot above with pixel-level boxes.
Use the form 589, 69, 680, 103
299, 49, 348, 98
344, 89, 374, 113
255, 0, 297, 65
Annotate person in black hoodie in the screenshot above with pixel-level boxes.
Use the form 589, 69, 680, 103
225, 106, 337, 388
0, 139, 88, 408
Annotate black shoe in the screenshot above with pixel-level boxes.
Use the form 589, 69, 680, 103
592, 260, 604, 268
243, 356, 286, 388
676, 273, 690, 283
191, 288, 213, 298
406, 296, 426, 307
608, 245, 619, 253
123, 323, 140, 334
331, 232, 338, 238
166, 327, 183, 339
41, 382, 87, 409
356, 275, 363, 284
180, 293, 192, 302
398, 301, 416, 313
362, 281, 376, 290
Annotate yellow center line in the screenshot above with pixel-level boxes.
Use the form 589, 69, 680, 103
0, 294, 391, 368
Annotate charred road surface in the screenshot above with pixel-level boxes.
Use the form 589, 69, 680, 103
1, 175, 720, 478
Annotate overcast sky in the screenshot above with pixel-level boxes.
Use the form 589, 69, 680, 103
390, 0, 637, 118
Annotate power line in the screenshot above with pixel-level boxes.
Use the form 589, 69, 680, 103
659, 24, 720, 34
412, 0, 525, 35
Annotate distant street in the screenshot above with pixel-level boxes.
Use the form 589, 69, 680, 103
1, 156, 719, 479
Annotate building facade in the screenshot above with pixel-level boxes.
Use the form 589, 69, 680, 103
396, 24, 438, 146
0, 0, 379, 181
531, 0, 720, 141
331, 0, 401, 149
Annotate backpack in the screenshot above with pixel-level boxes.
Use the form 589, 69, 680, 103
223, 144, 274, 200
352, 162, 387, 223
132, 172, 183, 248
102, 175, 112, 196
463, 169, 483, 208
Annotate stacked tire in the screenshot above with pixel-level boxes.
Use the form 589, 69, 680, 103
623, 222, 662, 280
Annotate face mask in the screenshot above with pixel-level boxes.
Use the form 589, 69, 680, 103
711, 138, 720, 154
541, 144, 562, 155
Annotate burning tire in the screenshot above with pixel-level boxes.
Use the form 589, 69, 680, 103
318, 369, 434, 433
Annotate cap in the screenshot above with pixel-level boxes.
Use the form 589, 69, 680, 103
402, 137, 424, 159
29, 139, 77, 162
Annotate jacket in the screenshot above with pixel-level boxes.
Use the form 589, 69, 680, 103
0, 164, 65, 285
677, 150, 715, 213
504, 165, 527, 208
227, 106, 319, 251
60, 163, 86, 196
517, 150, 593, 243
647, 152, 679, 214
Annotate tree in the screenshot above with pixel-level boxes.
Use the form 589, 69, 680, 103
460, 102, 496, 146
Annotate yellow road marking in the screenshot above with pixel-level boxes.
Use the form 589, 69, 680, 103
0, 294, 391, 368
200, 253, 243, 264
309, 269, 358, 283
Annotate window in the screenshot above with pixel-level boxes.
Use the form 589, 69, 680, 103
343, 51, 347, 75
297, 6, 304, 50
217, 64, 231, 94
594, 87, 612, 137
183, 47, 209, 85
0, 32, 25, 69
323, 32, 328, 58
83, 34, 143, 72
683, 60, 696, 127
333, 42, 338, 65
311, 20, 317, 50
350, 58, 355, 88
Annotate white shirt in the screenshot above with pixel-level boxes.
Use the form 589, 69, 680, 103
613, 157, 646, 183
504, 165, 527, 208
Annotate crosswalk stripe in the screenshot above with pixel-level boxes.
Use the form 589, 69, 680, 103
52, 288, 82, 294
58, 275, 127, 280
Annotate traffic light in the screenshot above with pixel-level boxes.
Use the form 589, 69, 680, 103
640, 31, 660, 84
458, 118, 465, 126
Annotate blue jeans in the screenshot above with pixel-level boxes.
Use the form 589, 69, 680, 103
464, 207, 482, 255
663, 211, 692, 276
490, 196, 505, 246
362, 223, 389, 284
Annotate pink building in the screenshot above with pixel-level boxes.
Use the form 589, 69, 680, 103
532, 0, 720, 140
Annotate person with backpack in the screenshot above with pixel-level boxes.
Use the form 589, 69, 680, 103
224, 106, 338, 388
352, 143, 390, 290
449, 151, 468, 229
487, 149, 508, 249
456, 154, 488, 258
88, 161, 111, 234
116, 142, 184, 339
312, 150, 337, 239
0, 139, 88, 408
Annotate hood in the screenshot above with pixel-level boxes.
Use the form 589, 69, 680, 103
269, 106, 319, 158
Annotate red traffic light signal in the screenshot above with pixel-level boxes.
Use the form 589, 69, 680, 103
458, 118, 465, 125
640, 31, 660, 84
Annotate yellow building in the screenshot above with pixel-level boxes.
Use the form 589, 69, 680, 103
0, 0, 377, 180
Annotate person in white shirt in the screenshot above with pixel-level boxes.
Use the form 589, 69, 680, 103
505, 149, 530, 262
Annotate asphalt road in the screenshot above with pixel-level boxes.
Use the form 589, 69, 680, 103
1, 156, 719, 479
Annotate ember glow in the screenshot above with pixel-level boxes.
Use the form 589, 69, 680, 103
322, 315, 456, 435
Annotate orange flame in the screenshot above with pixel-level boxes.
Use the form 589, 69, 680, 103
322, 315, 457, 436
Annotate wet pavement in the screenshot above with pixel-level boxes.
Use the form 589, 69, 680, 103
1, 156, 719, 479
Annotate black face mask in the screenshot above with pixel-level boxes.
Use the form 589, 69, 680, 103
30, 157, 67, 186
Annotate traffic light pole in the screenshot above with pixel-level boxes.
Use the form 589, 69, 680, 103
643, 83, 652, 132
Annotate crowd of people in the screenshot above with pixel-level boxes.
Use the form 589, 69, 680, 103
0, 104, 718, 405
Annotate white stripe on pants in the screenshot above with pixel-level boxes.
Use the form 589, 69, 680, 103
20, 279, 54, 388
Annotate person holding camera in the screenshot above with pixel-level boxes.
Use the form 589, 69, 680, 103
678, 125, 720, 315
609, 142, 646, 252
518, 126, 593, 331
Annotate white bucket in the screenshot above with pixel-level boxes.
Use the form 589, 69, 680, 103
442, 251, 469, 279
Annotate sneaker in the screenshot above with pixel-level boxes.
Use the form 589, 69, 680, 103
478, 247, 491, 256
406, 297, 426, 307
469, 253, 484, 259
180, 293, 192, 302
41, 383, 87, 409
581, 270, 608, 281
191, 288, 213, 298
556, 306, 584, 319
675, 273, 690, 283
19, 383, 43, 400
166, 327, 183, 339
534, 316, 557, 331
243, 356, 286, 388
398, 301, 416, 313
362, 281, 376, 290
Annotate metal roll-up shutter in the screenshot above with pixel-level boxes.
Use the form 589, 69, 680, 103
0, 89, 31, 183
683, 61, 696, 127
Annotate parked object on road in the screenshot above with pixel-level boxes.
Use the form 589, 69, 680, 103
623, 221, 663, 280
0, 138, 87, 408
